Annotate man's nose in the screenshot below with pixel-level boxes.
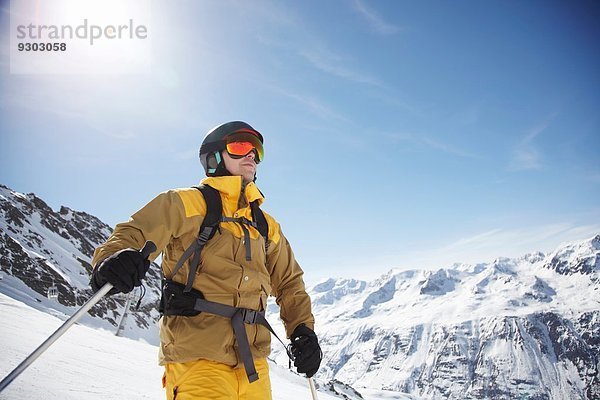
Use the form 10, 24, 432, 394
246, 151, 256, 161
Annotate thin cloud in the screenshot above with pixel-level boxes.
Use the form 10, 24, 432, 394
443, 225, 570, 254
300, 48, 382, 87
447, 224, 600, 257
400, 223, 600, 269
366, 89, 423, 115
509, 114, 557, 171
249, 2, 386, 88
352, 0, 402, 35
387, 132, 481, 159
421, 136, 482, 159
267, 84, 351, 123
258, 31, 385, 88
510, 145, 542, 171
448, 229, 503, 249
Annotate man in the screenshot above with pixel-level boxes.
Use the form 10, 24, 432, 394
90, 121, 322, 399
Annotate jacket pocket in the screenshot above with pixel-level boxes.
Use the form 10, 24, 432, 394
252, 291, 272, 354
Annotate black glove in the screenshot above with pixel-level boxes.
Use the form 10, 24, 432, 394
290, 324, 322, 378
90, 248, 150, 295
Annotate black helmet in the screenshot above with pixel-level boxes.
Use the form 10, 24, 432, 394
199, 121, 264, 177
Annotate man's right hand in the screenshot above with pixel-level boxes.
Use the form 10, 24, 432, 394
90, 249, 150, 295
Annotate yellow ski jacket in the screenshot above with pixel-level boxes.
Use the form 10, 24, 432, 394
92, 176, 315, 366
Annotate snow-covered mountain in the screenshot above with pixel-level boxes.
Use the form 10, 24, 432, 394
267, 235, 600, 399
2, 183, 599, 399
0, 184, 162, 343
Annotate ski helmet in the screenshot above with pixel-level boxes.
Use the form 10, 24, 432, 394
199, 121, 264, 177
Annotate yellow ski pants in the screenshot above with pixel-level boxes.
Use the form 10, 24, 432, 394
163, 358, 272, 400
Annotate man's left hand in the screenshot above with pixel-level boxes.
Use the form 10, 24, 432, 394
290, 324, 322, 378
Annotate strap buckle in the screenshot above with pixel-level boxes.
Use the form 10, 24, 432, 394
241, 308, 259, 324
198, 226, 213, 242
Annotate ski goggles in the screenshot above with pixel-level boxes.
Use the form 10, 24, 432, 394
225, 130, 264, 163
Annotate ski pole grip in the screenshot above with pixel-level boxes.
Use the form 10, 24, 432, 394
140, 240, 157, 260
98, 241, 155, 296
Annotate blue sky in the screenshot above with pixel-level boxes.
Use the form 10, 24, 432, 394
1, 0, 599, 282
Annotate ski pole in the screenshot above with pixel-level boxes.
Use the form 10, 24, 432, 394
0, 241, 156, 393
308, 377, 319, 400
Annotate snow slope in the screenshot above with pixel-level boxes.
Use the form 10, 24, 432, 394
0, 293, 408, 400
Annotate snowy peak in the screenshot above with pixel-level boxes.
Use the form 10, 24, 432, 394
419, 268, 456, 296
1, 186, 93, 306
304, 237, 599, 328
544, 234, 600, 275
354, 275, 396, 318
58, 205, 113, 258
312, 277, 367, 306
0, 184, 112, 262
0, 184, 161, 343
524, 276, 556, 303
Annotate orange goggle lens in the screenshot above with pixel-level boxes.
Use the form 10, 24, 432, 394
227, 141, 255, 156
225, 131, 264, 162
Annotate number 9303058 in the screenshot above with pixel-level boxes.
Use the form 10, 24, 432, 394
18, 42, 66, 51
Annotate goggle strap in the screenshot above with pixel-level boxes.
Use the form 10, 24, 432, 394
208, 151, 222, 174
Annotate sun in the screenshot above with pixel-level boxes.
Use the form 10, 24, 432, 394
11, 0, 152, 74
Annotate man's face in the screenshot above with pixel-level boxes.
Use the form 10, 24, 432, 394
222, 150, 257, 184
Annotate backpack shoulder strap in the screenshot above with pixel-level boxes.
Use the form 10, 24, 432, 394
169, 185, 222, 292
196, 184, 222, 238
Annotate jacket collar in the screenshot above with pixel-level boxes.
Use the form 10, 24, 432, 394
200, 176, 265, 208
